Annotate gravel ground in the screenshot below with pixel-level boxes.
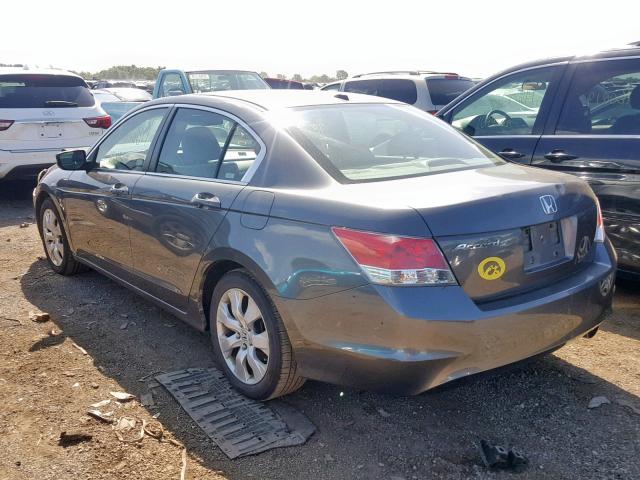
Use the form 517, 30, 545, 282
0, 180, 638, 480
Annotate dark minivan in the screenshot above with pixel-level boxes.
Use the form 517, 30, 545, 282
438, 45, 640, 279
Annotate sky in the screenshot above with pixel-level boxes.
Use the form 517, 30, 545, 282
3, 1, 640, 79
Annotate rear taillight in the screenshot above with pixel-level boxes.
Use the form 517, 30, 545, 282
83, 115, 111, 129
0, 120, 14, 131
332, 227, 457, 286
427, 110, 438, 115
595, 198, 605, 243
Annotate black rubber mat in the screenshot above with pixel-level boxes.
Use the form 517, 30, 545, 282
156, 368, 315, 458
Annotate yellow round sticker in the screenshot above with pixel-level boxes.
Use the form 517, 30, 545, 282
478, 257, 506, 280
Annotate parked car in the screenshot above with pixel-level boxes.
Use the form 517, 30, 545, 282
92, 80, 139, 90
437, 44, 640, 279
320, 81, 342, 91
92, 88, 152, 123
34, 90, 615, 400
322, 71, 475, 113
0, 68, 110, 181
153, 69, 269, 98
264, 78, 313, 90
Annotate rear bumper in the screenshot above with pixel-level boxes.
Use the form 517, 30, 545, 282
277, 240, 616, 395
0, 148, 88, 180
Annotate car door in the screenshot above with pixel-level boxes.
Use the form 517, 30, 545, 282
62, 107, 169, 281
127, 106, 264, 312
532, 58, 640, 275
442, 65, 565, 164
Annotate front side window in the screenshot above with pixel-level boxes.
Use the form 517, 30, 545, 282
451, 67, 560, 136
157, 108, 261, 181
283, 104, 502, 183
0, 74, 94, 108
94, 108, 167, 171
344, 79, 418, 104
187, 71, 269, 92
556, 59, 640, 135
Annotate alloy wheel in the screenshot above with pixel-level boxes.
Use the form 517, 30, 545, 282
216, 288, 270, 385
42, 208, 64, 266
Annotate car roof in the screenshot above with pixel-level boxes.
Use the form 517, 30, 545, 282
489, 45, 640, 76
350, 71, 472, 80
161, 69, 260, 75
157, 90, 402, 110
0, 67, 82, 78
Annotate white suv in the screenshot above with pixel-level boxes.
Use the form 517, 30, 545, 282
0, 68, 110, 180
321, 71, 475, 113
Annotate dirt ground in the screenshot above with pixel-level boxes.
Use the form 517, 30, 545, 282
0, 180, 638, 480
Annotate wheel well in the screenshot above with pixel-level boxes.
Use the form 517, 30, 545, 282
202, 260, 245, 329
34, 192, 54, 233
34, 192, 49, 218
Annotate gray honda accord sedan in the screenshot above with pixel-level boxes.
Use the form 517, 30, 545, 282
34, 90, 616, 399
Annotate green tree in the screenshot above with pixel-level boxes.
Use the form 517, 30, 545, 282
259, 71, 269, 78
276, 73, 286, 80
292, 74, 303, 82
336, 70, 348, 80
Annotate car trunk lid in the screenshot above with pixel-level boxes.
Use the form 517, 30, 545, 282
330, 163, 599, 301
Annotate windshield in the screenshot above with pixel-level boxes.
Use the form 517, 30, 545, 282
284, 104, 503, 182
187, 71, 269, 92
0, 74, 95, 108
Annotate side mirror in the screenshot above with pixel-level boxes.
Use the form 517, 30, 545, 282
56, 149, 88, 170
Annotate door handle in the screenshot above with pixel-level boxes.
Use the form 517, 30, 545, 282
498, 148, 526, 160
109, 183, 129, 195
191, 192, 221, 209
544, 150, 578, 163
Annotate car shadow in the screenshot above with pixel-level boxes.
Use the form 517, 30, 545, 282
19, 260, 640, 480
599, 278, 640, 341
0, 180, 36, 228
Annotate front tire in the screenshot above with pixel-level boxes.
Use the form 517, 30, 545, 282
38, 198, 88, 276
210, 270, 304, 400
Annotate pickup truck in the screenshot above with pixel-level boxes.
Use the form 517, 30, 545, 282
152, 69, 269, 98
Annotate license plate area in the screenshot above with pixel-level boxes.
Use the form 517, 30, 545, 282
523, 221, 565, 272
41, 123, 63, 138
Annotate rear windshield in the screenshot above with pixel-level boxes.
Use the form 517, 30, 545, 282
0, 74, 95, 108
187, 71, 269, 92
426, 78, 475, 106
344, 79, 418, 104
284, 104, 502, 183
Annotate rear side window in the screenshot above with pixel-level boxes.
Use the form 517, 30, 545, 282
426, 78, 475, 106
157, 108, 261, 181
0, 74, 95, 108
344, 79, 418, 104
556, 58, 640, 135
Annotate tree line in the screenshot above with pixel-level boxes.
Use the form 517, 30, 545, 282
261, 70, 348, 83
1, 63, 351, 84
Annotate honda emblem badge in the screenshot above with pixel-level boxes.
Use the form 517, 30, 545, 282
539, 195, 557, 215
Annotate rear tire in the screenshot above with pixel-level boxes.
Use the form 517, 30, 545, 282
38, 198, 88, 276
209, 269, 305, 400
